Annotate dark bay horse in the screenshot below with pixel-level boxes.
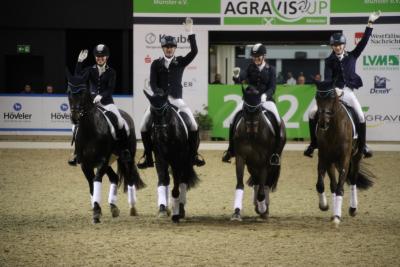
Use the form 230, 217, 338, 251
66, 70, 145, 223
231, 86, 286, 221
314, 81, 374, 226
143, 90, 199, 223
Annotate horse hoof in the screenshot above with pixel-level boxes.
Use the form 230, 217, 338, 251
93, 218, 101, 224
172, 215, 180, 223
331, 216, 341, 227
110, 204, 120, 218
259, 212, 269, 220
349, 207, 357, 217
319, 204, 329, 211
231, 208, 242, 221
158, 205, 169, 218
93, 202, 102, 223
179, 203, 185, 219
254, 206, 260, 215
130, 207, 138, 216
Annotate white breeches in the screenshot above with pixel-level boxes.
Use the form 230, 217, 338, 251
140, 96, 198, 132
309, 87, 365, 123
99, 103, 126, 129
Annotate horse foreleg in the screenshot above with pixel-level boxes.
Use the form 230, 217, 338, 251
92, 161, 109, 224
156, 159, 170, 217
333, 161, 350, 226
231, 156, 245, 221
316, 160, 328, 211
256, 168, 268, 219
81, 164, 95, 208
105, 167, 120, 217
171, 180, 180, 223
348, 159, 359, 217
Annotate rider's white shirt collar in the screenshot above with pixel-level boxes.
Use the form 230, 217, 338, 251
336, 52, 345, 61
257, 61, 266, 71
97, 64, 107, 76
163, 56, 175, 69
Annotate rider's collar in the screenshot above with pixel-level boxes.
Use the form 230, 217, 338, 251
256, 61, 266, 71
163, 55, 175, 68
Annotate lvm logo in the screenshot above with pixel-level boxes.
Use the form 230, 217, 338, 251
223, 0, 329, 24
363, 55, 399, 71
370, 76, 391, 95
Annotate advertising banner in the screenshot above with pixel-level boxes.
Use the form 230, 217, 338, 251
208, 84, 316, 139
0, 95, 133, 135
133, 24, 208, 137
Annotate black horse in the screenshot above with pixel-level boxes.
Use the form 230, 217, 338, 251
231, 86, 286, 221
143, 90, 199, 223
66, 70, 145, 223
314, 81, 374, 226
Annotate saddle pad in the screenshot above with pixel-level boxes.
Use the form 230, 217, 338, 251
170, 107, 189, 139
97, 106, 118, 140
341, 103, 358, 139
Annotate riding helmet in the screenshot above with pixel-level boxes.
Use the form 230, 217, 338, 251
160, 36, 177, 47
93, 44, 110, 57
251, 43, 267, 57
329, 33, 346, 45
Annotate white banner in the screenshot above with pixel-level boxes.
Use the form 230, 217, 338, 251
0, 95, 133, 135
133, 25, 208, 137
343, 25, 400, 141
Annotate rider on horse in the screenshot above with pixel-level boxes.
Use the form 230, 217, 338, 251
137, 17, 205, 169
222, 43, 283, 165
304, 11, 381, 159
68, 44, 131, 165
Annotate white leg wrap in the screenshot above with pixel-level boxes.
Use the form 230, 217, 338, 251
179, 183, 187, 205
108, 183, 118, 205
90, 195, 94, 208
171, 197, 180, 216
157, 186, 168, 207
253, 185, 259, 206
332, 193, 336, 217
257, 200, 267, 214
234, 189, 244, 210
264, 186, 270, 206
127, 185, 136, 208
319, 192, 327, 208
350, 185, 358, 209
334, 195, 343, 218
93, 181, 102, 205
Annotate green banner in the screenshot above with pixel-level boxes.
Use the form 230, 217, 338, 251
208, 84, 316, 139
331, 0, 400, 13
133, 0, 220, 13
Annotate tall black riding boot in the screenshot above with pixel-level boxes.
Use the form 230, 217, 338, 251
117, 128, 131, 162
189, 130, 205, 167
68, 125, 78, 166
137, 131, 154, 169
357, 122, 373, 158
270, 120, 283, 166
222, 122, 235, 163
304, 118, 318, 158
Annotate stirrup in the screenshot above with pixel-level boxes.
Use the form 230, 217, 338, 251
68, 154, 77, 166
270, 153, 281, 166
193, 154, 206, 167
137, 155, 154, 169
363, 146, 373, 158
222, 150, 233, 163
303, 145, 315, 158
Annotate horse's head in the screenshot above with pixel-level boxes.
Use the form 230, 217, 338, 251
66, 69, 90, 124
144, 89, 170, 141
242, 85, 262, 134
315, 81, 340, 131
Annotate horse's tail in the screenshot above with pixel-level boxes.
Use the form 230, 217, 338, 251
267, 164, 281, 192
117, 159, 146, 192
347, 161, 375, 190
182, 160, 200, 190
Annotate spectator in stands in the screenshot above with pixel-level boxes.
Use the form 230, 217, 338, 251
313, 73, 321, 82
232, 67, 241, 84
20, 84, 34, 94
297, 75, 306, 85
44, 85, 54, 94
286, 72, 296, 85
211, 73, 223, 84
276, 71, 284, 84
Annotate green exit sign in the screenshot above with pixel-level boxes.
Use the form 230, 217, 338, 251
17, 45, 30, 54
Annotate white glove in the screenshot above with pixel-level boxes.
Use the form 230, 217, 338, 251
93, 95, 102, 104
233, 67, 241, 78
368, 10, 381, 23
183, 17, 193, 34
78, 49, 88, 62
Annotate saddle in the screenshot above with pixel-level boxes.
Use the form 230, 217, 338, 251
97, 106, 129, 140
340, 101, 358, 139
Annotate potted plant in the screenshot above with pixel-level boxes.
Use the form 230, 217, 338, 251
194, 105, 213, 140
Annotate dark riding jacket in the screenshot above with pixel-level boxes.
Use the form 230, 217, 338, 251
233, 62, 276, 100
76, 62, 116, 105
150, 34, 198, 99
325, 26, 372, 90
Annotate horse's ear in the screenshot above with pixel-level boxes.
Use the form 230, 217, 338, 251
143, 89, 152, 101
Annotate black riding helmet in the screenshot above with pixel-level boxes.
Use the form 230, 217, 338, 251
160, 36, 177, 47
251, 43, 266, 57
93, 44, 110, 57
330, 33, 346, 45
